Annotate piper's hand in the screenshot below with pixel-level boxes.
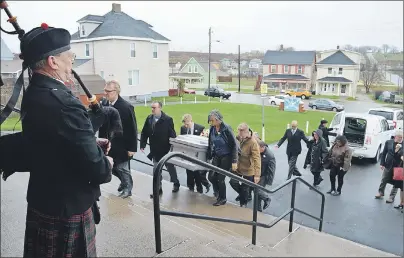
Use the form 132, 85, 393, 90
106, 156, 114, 168
254, 175, 260, 184
232, 163, 238, 171
128, 151, 136, 157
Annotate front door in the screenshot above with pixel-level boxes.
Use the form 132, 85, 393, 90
341, 84, 347, 95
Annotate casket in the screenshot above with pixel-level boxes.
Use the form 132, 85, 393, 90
167, 134, 209, 171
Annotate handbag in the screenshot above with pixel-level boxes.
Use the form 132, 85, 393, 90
393, 161, 404, 181
323, 143, 336, 170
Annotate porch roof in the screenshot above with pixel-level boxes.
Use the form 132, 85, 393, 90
317, 76, 352, 83
169, 73, 203, 78
263, 74, 309, 80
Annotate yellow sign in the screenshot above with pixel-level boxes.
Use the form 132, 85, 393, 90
260, 84, 268, 95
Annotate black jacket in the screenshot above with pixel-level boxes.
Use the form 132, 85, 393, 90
260, 146, 276, 185
99, 95, 138, 162
207, 123, 239, 163
309, 130, 329, 172
277, 128, 309, 156
180, 123, 205, 136
140, 111, 176, 161
380, 139, 403, 170
318, 124, 337, 147
19, 73, 112, 217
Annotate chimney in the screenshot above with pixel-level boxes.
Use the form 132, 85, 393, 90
280, 44, 284, 51
337, 45, 340, 50
112, 3, 121, 12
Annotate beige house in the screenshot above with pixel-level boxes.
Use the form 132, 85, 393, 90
315, 47, 361, 98
70, 3, 170, 101
262, 47, 317, 91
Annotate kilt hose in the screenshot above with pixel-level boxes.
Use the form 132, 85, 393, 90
23, 206, 97, 258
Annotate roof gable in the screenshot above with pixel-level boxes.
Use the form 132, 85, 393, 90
1, 38, 14, 60
317, 50, 356, 65
72, 10, 169, 41
263, 50, 315, 65
179, 57, 205, 73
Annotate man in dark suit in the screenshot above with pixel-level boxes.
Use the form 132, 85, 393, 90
375, 130, 403, 202
180, 114, 211, 193
140, 101, 180, 198
275, 120, 309, 180
99, 80, 138, 198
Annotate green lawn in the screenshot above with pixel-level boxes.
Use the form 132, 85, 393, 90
152, 94, 220, 103
217, 78, 257, 87
373, 52, 404, 62
312, 95, 340, 100
2, 103, 334, 143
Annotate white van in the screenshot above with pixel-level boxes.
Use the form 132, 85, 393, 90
367, 108, 403, 131
328, 111, 395, 163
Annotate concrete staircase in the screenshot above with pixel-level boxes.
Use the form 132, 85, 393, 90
1, 172, 398, 257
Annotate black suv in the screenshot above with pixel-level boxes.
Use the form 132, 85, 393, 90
204, 86, 231, 99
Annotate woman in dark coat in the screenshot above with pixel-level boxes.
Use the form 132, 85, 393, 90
309, 129, 329, 187
206, 110, 239, 206
391, 145, 403, 211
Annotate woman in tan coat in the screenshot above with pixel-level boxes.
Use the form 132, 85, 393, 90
230, 123, 261, 207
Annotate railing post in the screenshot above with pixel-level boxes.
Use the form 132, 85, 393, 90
153, 160, 164, 254
319, 194, 325, 232
289, 180, 297, 232
252, 187, 258, 245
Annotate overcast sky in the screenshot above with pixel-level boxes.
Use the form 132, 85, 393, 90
1, 1, 402, 54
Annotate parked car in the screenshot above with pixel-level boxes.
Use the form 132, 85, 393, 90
308, 99, 344, 112
268, 95, 303, 106
204, 86, 231, 99
394, 95, 403, 104
328, 112, 395, 163
367, 108, 403, 130
183, 88, 196, 94
285, 89, 312, 99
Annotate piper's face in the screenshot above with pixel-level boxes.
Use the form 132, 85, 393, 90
52, 50, 75, 81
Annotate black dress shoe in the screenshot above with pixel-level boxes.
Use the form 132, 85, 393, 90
293, 171, 302, 177
119, 190, 132, 199
188, 187, 194, 192
213, 198, 227, 206
235, 195, 240, 202
172, 185, 180, 193
263, 198, 271, 210
196, 187, 203, 194
117, 184, 124, 192
150, 189, 163, 199
204, 184, 211, 193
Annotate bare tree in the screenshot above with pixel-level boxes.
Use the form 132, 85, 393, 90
390, 46, 399, 54
360, 63, 382, 93
381, 44, 390, 55
342, 44, 354, 51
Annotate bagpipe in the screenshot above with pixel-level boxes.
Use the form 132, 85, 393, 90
0, 0, 122, 180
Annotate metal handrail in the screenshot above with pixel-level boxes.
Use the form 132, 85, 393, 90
152, 151, 326, 254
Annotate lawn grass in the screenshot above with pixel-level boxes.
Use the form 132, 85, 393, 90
2, 103, 335, 143
373, 52, 404, 62
346, 97, 357, 101
152, 94, 220, 103
312, 95, 340, 100
217, 78, 257, 87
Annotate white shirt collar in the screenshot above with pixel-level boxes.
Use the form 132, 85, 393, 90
110, 98, 118, 106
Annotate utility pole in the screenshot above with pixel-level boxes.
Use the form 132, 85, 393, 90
238, 45, 241, 93
208, 27, 212, 90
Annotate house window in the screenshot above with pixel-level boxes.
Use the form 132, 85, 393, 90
130, 43, 136, 57
194, 66, 198, 73
100, 71, 104, 79
188, 66, 192, 73
271, 65, 276, 73
85, 43, 90, 57
297, 65, 302, 74
284, 65, 289, 73
128, 70, 140, 86
328, 68, 332, 74
152, 43, 158, 58
81, 25, 85, 36
323, 83, 327, 92
338, 68, 343, 75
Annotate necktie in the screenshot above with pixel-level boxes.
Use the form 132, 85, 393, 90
188, 128, 191, 134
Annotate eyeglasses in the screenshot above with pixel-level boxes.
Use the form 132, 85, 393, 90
104, 89, 116, 93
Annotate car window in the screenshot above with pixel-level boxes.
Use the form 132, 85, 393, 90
397, 111, 403, 120
380, 119, 388, 132
331, 113, 342, 127
369, 110, 394, 120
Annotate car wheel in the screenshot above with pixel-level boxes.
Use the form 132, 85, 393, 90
371, 146, 381, 164
332, 107, 337, 112
301, 95, 306, 99
271, 101, 276, 105
312, 105, 317, 110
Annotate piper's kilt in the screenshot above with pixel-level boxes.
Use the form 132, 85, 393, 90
23, 206, 97, 258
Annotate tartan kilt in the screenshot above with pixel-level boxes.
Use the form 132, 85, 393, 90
23, 206, 97, 258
